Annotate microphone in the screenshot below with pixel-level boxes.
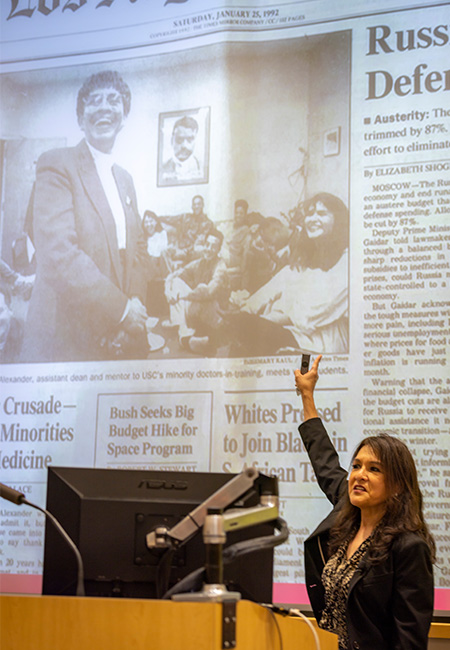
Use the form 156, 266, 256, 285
0, 483, 26, 505
0, 482, 85, 597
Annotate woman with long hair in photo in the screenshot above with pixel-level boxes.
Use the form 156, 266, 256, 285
141, 210, 173, 319
225, 192, 349, 356
295, 354, 435, 650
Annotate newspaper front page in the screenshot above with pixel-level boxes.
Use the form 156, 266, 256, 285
0, 0, 449, 612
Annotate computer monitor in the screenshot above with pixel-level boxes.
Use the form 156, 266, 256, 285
42, 467, 278, 601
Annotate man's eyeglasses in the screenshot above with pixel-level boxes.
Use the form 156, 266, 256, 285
84, 92, 123, 109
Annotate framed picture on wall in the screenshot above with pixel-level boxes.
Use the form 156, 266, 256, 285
157, 107, 210, 186
323, 126, 341, 157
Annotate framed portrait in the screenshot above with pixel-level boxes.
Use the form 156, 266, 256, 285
157, 107, 210, 187
323, 126, 341, 157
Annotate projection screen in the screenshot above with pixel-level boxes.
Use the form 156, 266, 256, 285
0, 0, 449, 615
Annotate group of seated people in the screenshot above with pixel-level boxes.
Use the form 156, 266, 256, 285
1, 190, 349, 361
140, 191, 349, 356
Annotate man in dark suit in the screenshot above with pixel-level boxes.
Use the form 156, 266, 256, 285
22, 70, 149, 362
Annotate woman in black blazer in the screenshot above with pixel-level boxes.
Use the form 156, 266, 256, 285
294, 355, 435, 650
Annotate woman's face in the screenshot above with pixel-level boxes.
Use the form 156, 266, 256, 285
79, 86, 125, 154
304, 200, 335, 240
348, 445, 389, 516
144, 215, 157, 236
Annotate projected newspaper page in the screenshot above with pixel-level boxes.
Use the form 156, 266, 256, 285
0, 0, 449, 614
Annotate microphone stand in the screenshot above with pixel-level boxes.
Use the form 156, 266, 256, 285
172, 493, 280, 602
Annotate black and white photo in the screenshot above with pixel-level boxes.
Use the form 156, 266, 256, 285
157, 107, 210, 186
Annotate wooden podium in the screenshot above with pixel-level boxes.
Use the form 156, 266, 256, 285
0, 595, 338, 650
2, 595, 448, 649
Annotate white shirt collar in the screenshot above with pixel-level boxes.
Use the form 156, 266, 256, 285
85, 140, 117, 167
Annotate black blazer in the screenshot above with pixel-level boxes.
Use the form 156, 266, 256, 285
299, 418, 434, 650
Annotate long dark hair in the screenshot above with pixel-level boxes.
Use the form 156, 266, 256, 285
289, 192, 349, 270
142, 210, 163, 234
329, 434, 436, 563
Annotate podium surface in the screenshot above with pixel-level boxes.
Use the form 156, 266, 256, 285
0, 594, 338, 650
2, 595, 449, 649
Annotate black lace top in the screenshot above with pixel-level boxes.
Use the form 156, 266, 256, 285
319, 536, 373, 650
